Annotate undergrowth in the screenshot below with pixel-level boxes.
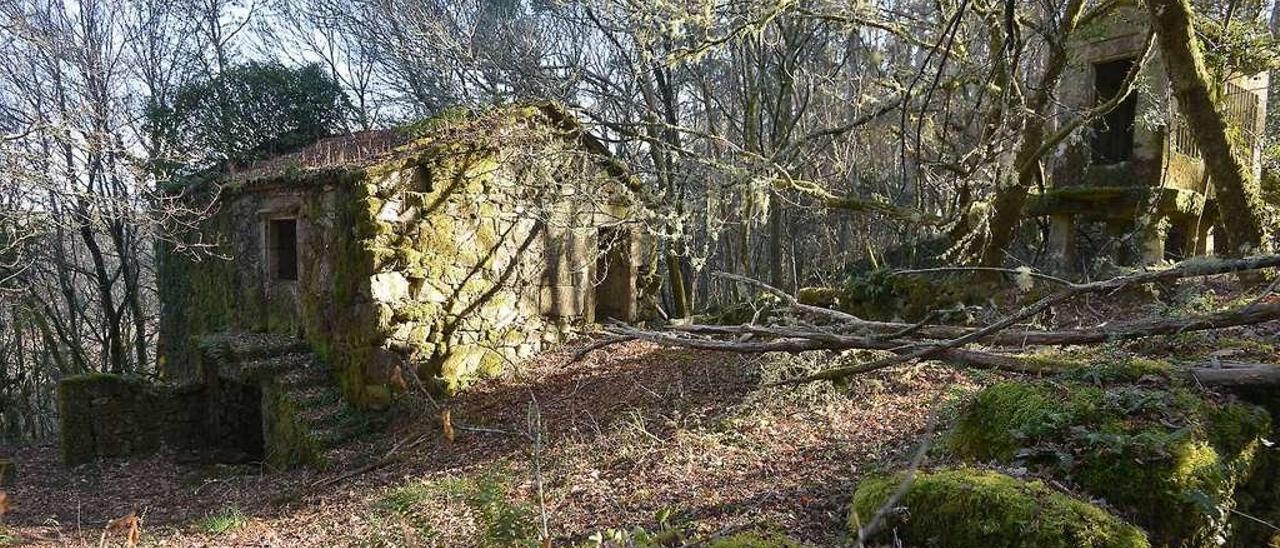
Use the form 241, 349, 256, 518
366, 465, 539, 547
198, 505, 248, 535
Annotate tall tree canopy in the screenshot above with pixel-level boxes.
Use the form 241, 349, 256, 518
150, 62, 350, 169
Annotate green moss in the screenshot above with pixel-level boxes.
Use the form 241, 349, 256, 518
705, 533, 804, 547
839, 268, 990, 321
948, 379, 1271, 546
948, 381, 1106, 461
1056, 357, 1175, 384
848, 468, 1149, 548
796, 286, 841, 307
262, 382, 326, 469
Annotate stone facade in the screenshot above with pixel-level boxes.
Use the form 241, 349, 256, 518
1039, 5, 1268, 267
158, 104, 644, 410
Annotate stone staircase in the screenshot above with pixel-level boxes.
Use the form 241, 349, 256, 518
198, 332, 366, 468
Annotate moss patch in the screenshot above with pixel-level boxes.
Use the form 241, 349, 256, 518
947, 376, 1271, 546
848, 468, 1149, 548
838, 268, 991, 321
704, 533, 804, 547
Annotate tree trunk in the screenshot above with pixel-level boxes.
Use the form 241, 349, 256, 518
1144, 0, 1271, 256
977, 0, 1087, 267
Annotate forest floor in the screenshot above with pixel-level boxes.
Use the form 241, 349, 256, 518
3, 341, 984, 547
3, 278, 1278, 547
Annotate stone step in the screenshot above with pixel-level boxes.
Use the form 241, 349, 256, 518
311, 426, 357, 448
202, 332, 311, 362
289, 385, 340, 408
236, 353, 314, 381
297, 400, 350, 428
279, 364, 331, 390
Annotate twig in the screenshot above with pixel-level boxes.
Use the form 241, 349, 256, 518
855, 393, 943, 545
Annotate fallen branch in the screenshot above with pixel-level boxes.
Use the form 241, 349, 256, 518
588, 255, 1280, 384
1189, 361, 1280, 387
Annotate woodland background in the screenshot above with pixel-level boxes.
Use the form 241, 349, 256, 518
1, 0, 1278, 443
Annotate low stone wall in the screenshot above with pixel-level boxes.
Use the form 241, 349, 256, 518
57, 374, 207, 466
60, 333, 364, 468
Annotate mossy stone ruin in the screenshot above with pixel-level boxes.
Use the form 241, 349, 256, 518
851, 361, 1280, 547
58, 372, 257, 466
157, 103, 647, 409
850, 468, 1149, 548
1034, 5, 1269, 268
63, 104, 649, 468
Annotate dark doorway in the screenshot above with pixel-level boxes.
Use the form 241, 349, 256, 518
268, 218, 299, 281
1165, 221, 1189, 262
1090, 57, 1138, 164
594, 228, 636, 322
205, 379, 265, 463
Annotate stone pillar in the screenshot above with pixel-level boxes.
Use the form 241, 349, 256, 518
1140, 217, 1168, 265
1194, 209, 1217, 256
1047, 214, 1077, 271
1106, 219, 1135, 265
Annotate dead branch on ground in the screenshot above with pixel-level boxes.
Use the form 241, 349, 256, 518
581, 255, 1280, 386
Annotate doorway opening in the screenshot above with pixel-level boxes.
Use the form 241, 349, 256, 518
267, 218, 299, 281
594, 227, 636, 322
1090, 57, 1138, 164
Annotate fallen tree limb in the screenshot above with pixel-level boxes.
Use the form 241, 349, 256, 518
668, 302, 1280, 347
587, 255, 1280, 384
1189, 361, 1280, 387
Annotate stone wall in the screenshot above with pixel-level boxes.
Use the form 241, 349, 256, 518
157, 170, 362, 382
355, 134, 622, 398
58, 374, 210, 466
1051, 5, 1169, 191
159, 106, 642, 409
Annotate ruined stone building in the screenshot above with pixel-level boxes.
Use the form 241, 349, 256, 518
1031, 5, 1268, 268
60, 104, 646, 467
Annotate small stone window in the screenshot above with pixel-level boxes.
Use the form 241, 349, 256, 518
267, 218, 299, 281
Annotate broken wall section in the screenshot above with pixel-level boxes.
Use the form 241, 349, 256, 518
57, 374, 262, 466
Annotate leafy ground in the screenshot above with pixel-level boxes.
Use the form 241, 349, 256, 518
2, 341, 984, 547
4, 278, 1276, 547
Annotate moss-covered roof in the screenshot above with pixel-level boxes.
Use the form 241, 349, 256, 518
211, 102, 627, 191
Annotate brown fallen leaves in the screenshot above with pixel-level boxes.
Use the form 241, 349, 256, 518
442, 408, 455, 443
102, 510, 140, 547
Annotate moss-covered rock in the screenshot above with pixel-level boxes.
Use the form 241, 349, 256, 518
839, 268, 990, 321
848, 468, 1149, 548
947, 377, 1271, 546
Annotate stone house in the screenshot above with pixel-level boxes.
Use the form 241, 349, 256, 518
61, 104, 647, 467
1031, 5, 1268, 267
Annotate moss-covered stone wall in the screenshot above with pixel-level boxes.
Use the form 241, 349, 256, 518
58, 374, 211, 466
159, 106, 641, 409
352, 132, 620, 400
157, 171, 364, 382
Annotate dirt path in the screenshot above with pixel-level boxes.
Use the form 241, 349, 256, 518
3, 341, 982, 547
